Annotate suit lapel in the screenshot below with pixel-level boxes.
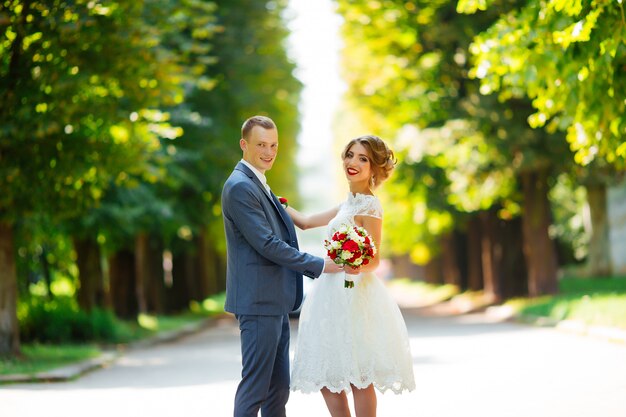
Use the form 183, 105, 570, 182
269, 190, 294, 232
236, 162, 272, 199
235, 162, 293, 232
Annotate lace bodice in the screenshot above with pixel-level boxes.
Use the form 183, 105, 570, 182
327, 193, 383, 237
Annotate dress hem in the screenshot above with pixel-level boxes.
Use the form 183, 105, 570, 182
290, 380, 415, 395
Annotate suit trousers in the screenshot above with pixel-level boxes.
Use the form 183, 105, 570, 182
234, 314, 291, 417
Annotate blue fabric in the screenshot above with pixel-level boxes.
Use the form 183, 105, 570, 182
222, 162, 324, 315
234, 314, 290, 417
222, 162, 325, 416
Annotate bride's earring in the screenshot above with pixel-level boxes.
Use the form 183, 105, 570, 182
370, 176, 375, 188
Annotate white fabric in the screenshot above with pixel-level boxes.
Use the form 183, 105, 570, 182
240, 159, 271, 195
291, 193, 416, 395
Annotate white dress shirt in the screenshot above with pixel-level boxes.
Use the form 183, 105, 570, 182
241, 159, 271, 195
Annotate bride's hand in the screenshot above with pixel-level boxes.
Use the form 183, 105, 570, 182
323, 258, 344, 274
344, 265, 360, 275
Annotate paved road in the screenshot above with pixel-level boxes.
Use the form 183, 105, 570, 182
2, 309, 626, 417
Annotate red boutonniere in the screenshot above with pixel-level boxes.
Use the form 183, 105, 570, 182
278, 196, 288, 208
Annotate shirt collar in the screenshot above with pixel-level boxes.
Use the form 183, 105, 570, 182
240, 159, 269, 191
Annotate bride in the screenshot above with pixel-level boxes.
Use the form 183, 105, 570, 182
286, 135, 415, 417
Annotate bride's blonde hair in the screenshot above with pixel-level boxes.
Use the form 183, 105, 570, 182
342, 135, 397, 188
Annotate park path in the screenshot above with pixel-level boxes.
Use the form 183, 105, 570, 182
2, 307, 626, 417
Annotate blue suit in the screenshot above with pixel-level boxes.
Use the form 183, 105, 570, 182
222, 162, 324, 417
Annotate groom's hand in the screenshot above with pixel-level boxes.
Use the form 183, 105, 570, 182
323, 258, 344, 274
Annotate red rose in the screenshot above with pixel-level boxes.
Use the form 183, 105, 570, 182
364, 236, 370, 245
341, 239, 359, 252
362, 258, 370, 265
348, 250, 362, 263
334, 232, 347, 241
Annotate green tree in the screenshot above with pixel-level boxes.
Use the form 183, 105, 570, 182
459, 0, 626, 276
459, 0, 626, 167
0, 0, 185, 355
69, 0, 217, 315
161, 0, 303, 307
336, 0, 567, 298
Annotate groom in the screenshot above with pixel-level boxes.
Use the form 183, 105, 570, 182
222, 115, 341, 417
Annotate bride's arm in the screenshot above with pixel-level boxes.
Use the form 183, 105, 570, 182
345, 214, 382, 275
285, 206, 340, 230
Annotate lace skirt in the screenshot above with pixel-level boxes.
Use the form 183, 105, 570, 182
291, 271, 415, 394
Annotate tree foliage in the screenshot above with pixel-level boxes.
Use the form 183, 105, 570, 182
0, 0, 186, 221
336, 1, 568, 260
1, 0, 303, 353
459, 0, 626, 166
151, 0, 303, 258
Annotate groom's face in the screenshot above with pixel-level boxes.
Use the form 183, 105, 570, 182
240, 126, 279, 174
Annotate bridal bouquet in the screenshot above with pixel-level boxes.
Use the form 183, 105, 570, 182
324, 224, 376, 288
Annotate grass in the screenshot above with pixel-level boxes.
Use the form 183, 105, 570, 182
1, 292, 227, 377
189, 291, 227, 317
107, 313, 208, 344
1, 344, 101, 376
387, 278, 460, 307
389, 276, 626, 330
104, 292, 227, 345
505, 277, 626, 329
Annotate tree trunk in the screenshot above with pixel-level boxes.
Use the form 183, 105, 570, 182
585, 182, 612, 276
455, 230, 468, 291
74, 237, 105, 312
424, 255, 444, 285
390, 254, 425, 281
167, 252, 189, 313
167, 242, 200, 312
498, 217, 528, 299
134, 233, 167, 315
521, 169, 559, 296
480, 210, 502, 301
216, 252, 227, 292
109, 249, 138, 319
197, 229, 214, 299
134, 233, 148, 315
466, 215, 484, 291
144, 235, 165, 314
40, 245, 52, 299
440, 233, 461, 287
477, 211, 528, 300
206, 244, 222, 295
0, 222, 20, 356
186, 240, 203, 302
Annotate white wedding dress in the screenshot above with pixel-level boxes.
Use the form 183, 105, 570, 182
291, 193, 415, 394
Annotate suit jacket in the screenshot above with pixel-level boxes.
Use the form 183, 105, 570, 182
221, 162, 324, 315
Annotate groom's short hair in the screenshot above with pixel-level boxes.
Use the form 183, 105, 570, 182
242, 115, 276, 140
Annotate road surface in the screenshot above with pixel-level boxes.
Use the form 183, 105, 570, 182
2, 308, 626, 417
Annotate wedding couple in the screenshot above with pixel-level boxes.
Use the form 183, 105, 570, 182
221, 115, 415, 417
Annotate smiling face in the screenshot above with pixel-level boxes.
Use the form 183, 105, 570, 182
343, 142, 372, 188
240, 125, 278, 174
